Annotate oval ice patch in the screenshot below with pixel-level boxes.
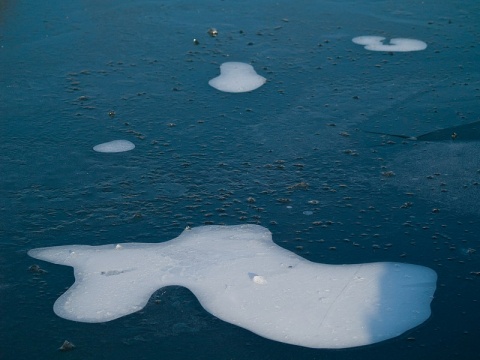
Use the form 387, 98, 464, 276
93, 140, 135, 153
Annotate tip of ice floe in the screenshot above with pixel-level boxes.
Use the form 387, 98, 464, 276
59, 340, 75, 352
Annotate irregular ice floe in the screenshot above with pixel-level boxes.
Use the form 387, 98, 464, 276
93, 140, 135, 153
28, 224, 436, 349
352, 36, 427, 52
208, 62, 266, 93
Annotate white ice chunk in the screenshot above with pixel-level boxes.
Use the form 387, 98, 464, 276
28, 224, 436, 349
208, 62, 266, 93
93, 140, 135, 153
352, 36, 427, 52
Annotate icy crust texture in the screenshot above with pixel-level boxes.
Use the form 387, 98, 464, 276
29, 224, 437, 349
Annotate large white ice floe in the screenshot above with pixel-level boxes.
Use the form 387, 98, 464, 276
29, 224, 436, 349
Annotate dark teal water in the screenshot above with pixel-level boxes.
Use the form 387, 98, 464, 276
1, 0, 479, 359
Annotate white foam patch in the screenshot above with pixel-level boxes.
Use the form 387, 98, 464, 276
352, 36, 427, 52
93, 140, 135, 153
28, 224, 436, 349
208, 62, 266, 93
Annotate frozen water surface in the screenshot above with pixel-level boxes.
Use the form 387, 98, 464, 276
1, 0, 479, 359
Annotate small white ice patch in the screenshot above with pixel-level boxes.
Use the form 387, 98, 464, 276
252, 275, 267, 285
208, 62, 266, 93
93, 140, 135, 153
352, 36, 427, 52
